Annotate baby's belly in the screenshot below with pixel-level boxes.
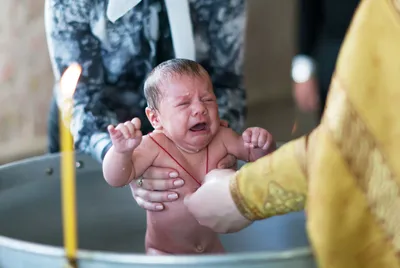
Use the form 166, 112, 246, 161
145, 193, 223, 254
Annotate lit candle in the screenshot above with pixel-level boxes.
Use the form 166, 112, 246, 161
59, 64, 82, 267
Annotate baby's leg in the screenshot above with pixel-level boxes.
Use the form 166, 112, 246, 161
209, 239, 226, 254
145, 229, 171, 255
146, 247, 171, 255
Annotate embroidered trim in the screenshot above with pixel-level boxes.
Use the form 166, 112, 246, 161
262, 181, 306, 217
323, 77, 400, 253
229, 171, 263, 221
230, 158, 307, 221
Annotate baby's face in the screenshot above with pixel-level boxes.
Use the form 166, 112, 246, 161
155, 74, 220, 153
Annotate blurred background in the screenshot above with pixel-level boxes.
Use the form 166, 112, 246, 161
0, 0, 318, 165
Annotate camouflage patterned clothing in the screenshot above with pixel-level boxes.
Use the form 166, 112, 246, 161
45, 0, 247, 162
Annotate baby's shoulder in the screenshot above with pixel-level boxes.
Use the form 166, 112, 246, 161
145, 131, 168, 143
215, 125, 238, 138
211, 126, 238, 145
141, 131, 174, 150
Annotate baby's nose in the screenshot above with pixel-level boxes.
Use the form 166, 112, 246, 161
192, 103, 207, 116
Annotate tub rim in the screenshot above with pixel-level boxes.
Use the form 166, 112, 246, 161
1, 143, 314, 265
0, 235, 313, 264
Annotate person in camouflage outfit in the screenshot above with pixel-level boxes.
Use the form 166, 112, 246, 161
45, 0, 247, 215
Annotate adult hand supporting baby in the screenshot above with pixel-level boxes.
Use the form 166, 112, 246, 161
130, 166, 184, 211
184, 169, 252, 233
131, 154, 238, 211
130, 119, 237, 212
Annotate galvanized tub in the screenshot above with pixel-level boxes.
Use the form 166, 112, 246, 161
0, 153, 316, 267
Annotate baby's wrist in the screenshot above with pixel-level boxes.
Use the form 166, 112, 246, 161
112, 146, 135, 157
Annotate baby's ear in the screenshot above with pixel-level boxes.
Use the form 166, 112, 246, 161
145, 107, 163, 130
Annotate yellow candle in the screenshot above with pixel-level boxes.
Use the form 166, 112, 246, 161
59, 64, 82, 266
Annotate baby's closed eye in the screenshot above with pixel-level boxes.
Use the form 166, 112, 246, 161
176, 101, 190, 107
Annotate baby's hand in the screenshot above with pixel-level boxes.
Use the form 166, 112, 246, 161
242, 127, 273, 151
107, 118, 143, 154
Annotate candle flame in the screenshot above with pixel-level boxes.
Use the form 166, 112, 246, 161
60, 64, 82, 100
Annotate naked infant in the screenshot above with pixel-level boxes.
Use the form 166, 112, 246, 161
102, 59, 276, 255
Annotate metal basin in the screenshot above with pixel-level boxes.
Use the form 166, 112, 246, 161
0, 153, 316, 267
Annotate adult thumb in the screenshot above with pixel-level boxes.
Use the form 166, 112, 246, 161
183, 193, 193, 207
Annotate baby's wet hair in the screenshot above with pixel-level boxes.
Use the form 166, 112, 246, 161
144, 58, 209, 110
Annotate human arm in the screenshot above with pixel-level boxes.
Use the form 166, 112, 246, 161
45, 0, 114, 162
229, 134, 310, 221
184, 132, 311, 233
187, 2, 400, 265
103, 146, 135, 187
103, 118, 159, 187
292, 0, 323, 112
220, 127, 276, 162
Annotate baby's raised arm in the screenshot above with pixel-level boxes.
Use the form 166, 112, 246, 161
220, 127, 276, 162
102, 118, 159, 187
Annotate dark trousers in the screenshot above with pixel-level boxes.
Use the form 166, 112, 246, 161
315, 38, 342, 119
47, 96, 60, 153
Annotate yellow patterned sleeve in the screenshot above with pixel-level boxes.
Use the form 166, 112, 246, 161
229, 135, 310, 221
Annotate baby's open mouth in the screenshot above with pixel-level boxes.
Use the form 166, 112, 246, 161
190, 123, 207, 132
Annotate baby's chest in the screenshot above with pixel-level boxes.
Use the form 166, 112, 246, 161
148, 132, 229, 187
152, 149, 225, 190
152, 155, 205, 191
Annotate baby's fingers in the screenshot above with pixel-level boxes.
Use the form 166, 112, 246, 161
250, 128, 261, 148
124, 121, 135, 138
262, 133, 275, 151
257, 132, 268, 149
242, 129, 252, 144
115, 124, 130, 139
133, 130, 143, 140
108, 125, 122, 139
131, 117, 141, 130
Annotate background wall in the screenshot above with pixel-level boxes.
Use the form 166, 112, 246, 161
0, 0, 53, 163
245, 0, 317, 142
246, 0, 296, 103
0, 0, 316, 164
